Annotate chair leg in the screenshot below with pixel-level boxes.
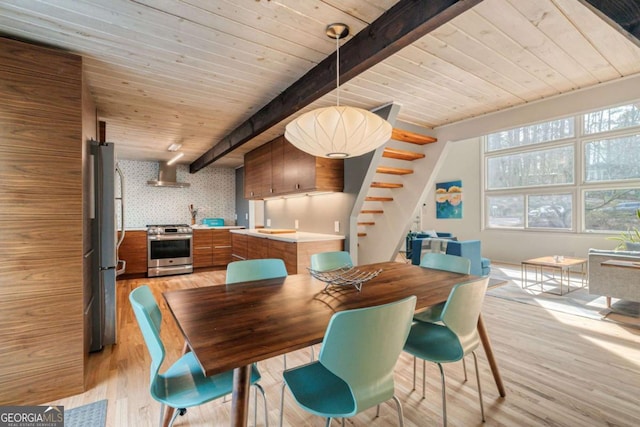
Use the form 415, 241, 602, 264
279, 382, 286, 427
283, 354, 287, 370
437, 362, 448, 427
472, 351, 485, 422
462, 357, 468, 382
252, 383, 269, 427
376, 404, 380, 417
167, 408, 181, 427
422, 359, 426, 398
392, 395, 405, 427
158, 404, 165, 427
325, 418, 331, 427
412, 356, 416, 390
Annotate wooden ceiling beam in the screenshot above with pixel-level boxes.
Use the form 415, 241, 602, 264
578, 0, 640, 46
190, 0, 483, 172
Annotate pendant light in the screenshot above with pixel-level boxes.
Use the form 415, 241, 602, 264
285, 23, 392, 158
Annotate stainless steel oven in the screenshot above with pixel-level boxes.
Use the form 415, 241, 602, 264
147, 224, 193, 277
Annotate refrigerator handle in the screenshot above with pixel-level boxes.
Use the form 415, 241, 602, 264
115, 164, 126, 277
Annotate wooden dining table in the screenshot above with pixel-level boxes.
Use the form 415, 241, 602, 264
163, 261, 505, 427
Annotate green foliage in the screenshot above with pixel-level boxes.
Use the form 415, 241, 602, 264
608, 209, 640, 249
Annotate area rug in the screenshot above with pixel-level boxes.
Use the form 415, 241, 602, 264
64, 399, 107, 427
487, 264, 640, 328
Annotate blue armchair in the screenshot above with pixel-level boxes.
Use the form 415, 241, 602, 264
408, 232, 456, 265
445, 240, 491, 277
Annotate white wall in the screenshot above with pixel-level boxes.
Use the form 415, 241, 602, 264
265, 192, 354, 236
423, 139, 615, 264
117, 160, 235, 228
421, 74, 640, 265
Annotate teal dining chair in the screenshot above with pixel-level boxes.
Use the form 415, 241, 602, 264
280, 296, 417, 427
411, 253, 472, 390
403, 277, 490, 426
226, 258, 288, 284
310, 251, 353, 271
129, 285, 268, 427
414, 253, 471, 323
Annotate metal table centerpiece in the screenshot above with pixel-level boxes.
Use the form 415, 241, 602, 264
308, 264, 382, 292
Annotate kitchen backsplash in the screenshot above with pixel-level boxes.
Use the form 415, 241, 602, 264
117, 160, 235, 228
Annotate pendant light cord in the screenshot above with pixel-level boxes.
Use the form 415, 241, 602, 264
336, 34, 340, 107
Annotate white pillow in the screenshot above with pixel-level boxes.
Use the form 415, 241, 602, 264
421, 229, 438, 238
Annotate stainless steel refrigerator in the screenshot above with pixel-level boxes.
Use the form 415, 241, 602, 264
89, 141, 125, 352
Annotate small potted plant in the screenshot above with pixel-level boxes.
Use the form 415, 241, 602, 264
609, 208, 640, 251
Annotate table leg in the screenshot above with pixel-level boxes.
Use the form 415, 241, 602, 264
477, 313, 506, 397
231, 365, 252, 427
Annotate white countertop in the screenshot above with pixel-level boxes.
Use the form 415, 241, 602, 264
191, 225, 245, 230
125, 225, 244, 231
230, 228, 345, 243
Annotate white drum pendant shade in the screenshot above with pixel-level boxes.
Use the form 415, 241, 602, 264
285, 105, 392, 158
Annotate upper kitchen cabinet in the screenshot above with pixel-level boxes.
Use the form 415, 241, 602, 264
244, 143, 272, 199
244, 136, 343, 200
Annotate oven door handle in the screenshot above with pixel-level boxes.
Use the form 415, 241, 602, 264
148, 235, 192, 241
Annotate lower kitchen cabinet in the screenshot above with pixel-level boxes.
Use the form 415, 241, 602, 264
232, 232, 344, 274
293, 239, 344, 274
212, 229, 232, 266
193, 229, 214, 268
194, 229, 233, 268
247, 235, 269, 260
231, 233, 248, 261
267, 239, 297, 273
118, 230, 147, 275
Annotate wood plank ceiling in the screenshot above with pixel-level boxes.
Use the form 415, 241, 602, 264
1, 0, 639, 170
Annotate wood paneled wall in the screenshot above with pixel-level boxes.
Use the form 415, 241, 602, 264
0, 37, 85, 404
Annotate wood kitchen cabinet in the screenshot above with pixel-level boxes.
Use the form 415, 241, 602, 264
212, 229, 232, 266
231, 231, 344, 274
193, 229, 213, 268
247, 235, 269, 259
118, 230, 147, 275
244, 142, 272, 199
283, 140, 320, 192
267, 239, 297, 274
231, 232, 248, 261
194, 229, 233, 268
244, 136, 343, 199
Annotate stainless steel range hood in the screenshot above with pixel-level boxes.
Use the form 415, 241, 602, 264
147, 162, 190, 188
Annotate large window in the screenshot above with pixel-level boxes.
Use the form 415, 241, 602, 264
484, 101, 640, 233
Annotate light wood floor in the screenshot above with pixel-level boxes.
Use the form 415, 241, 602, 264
47, 268, 640, 426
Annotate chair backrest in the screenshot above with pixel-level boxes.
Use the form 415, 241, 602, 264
129, 286, 166, 387
420, 252, 471, 275
310, 251, 353, 272
225, 258, 288, 284
319, 296, 417, 411
445, 240, 483, 276
441, 277, 490, 353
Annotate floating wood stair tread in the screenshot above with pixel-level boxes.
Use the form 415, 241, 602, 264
383, 147, 425, 161
371, 181, 403, 189
392, 128, 437, 145
376, 166, 413, 175
358, 221, 375, 226
357, 232, 367, 237
361, 209, 384, 214
365, 196, 394, 202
